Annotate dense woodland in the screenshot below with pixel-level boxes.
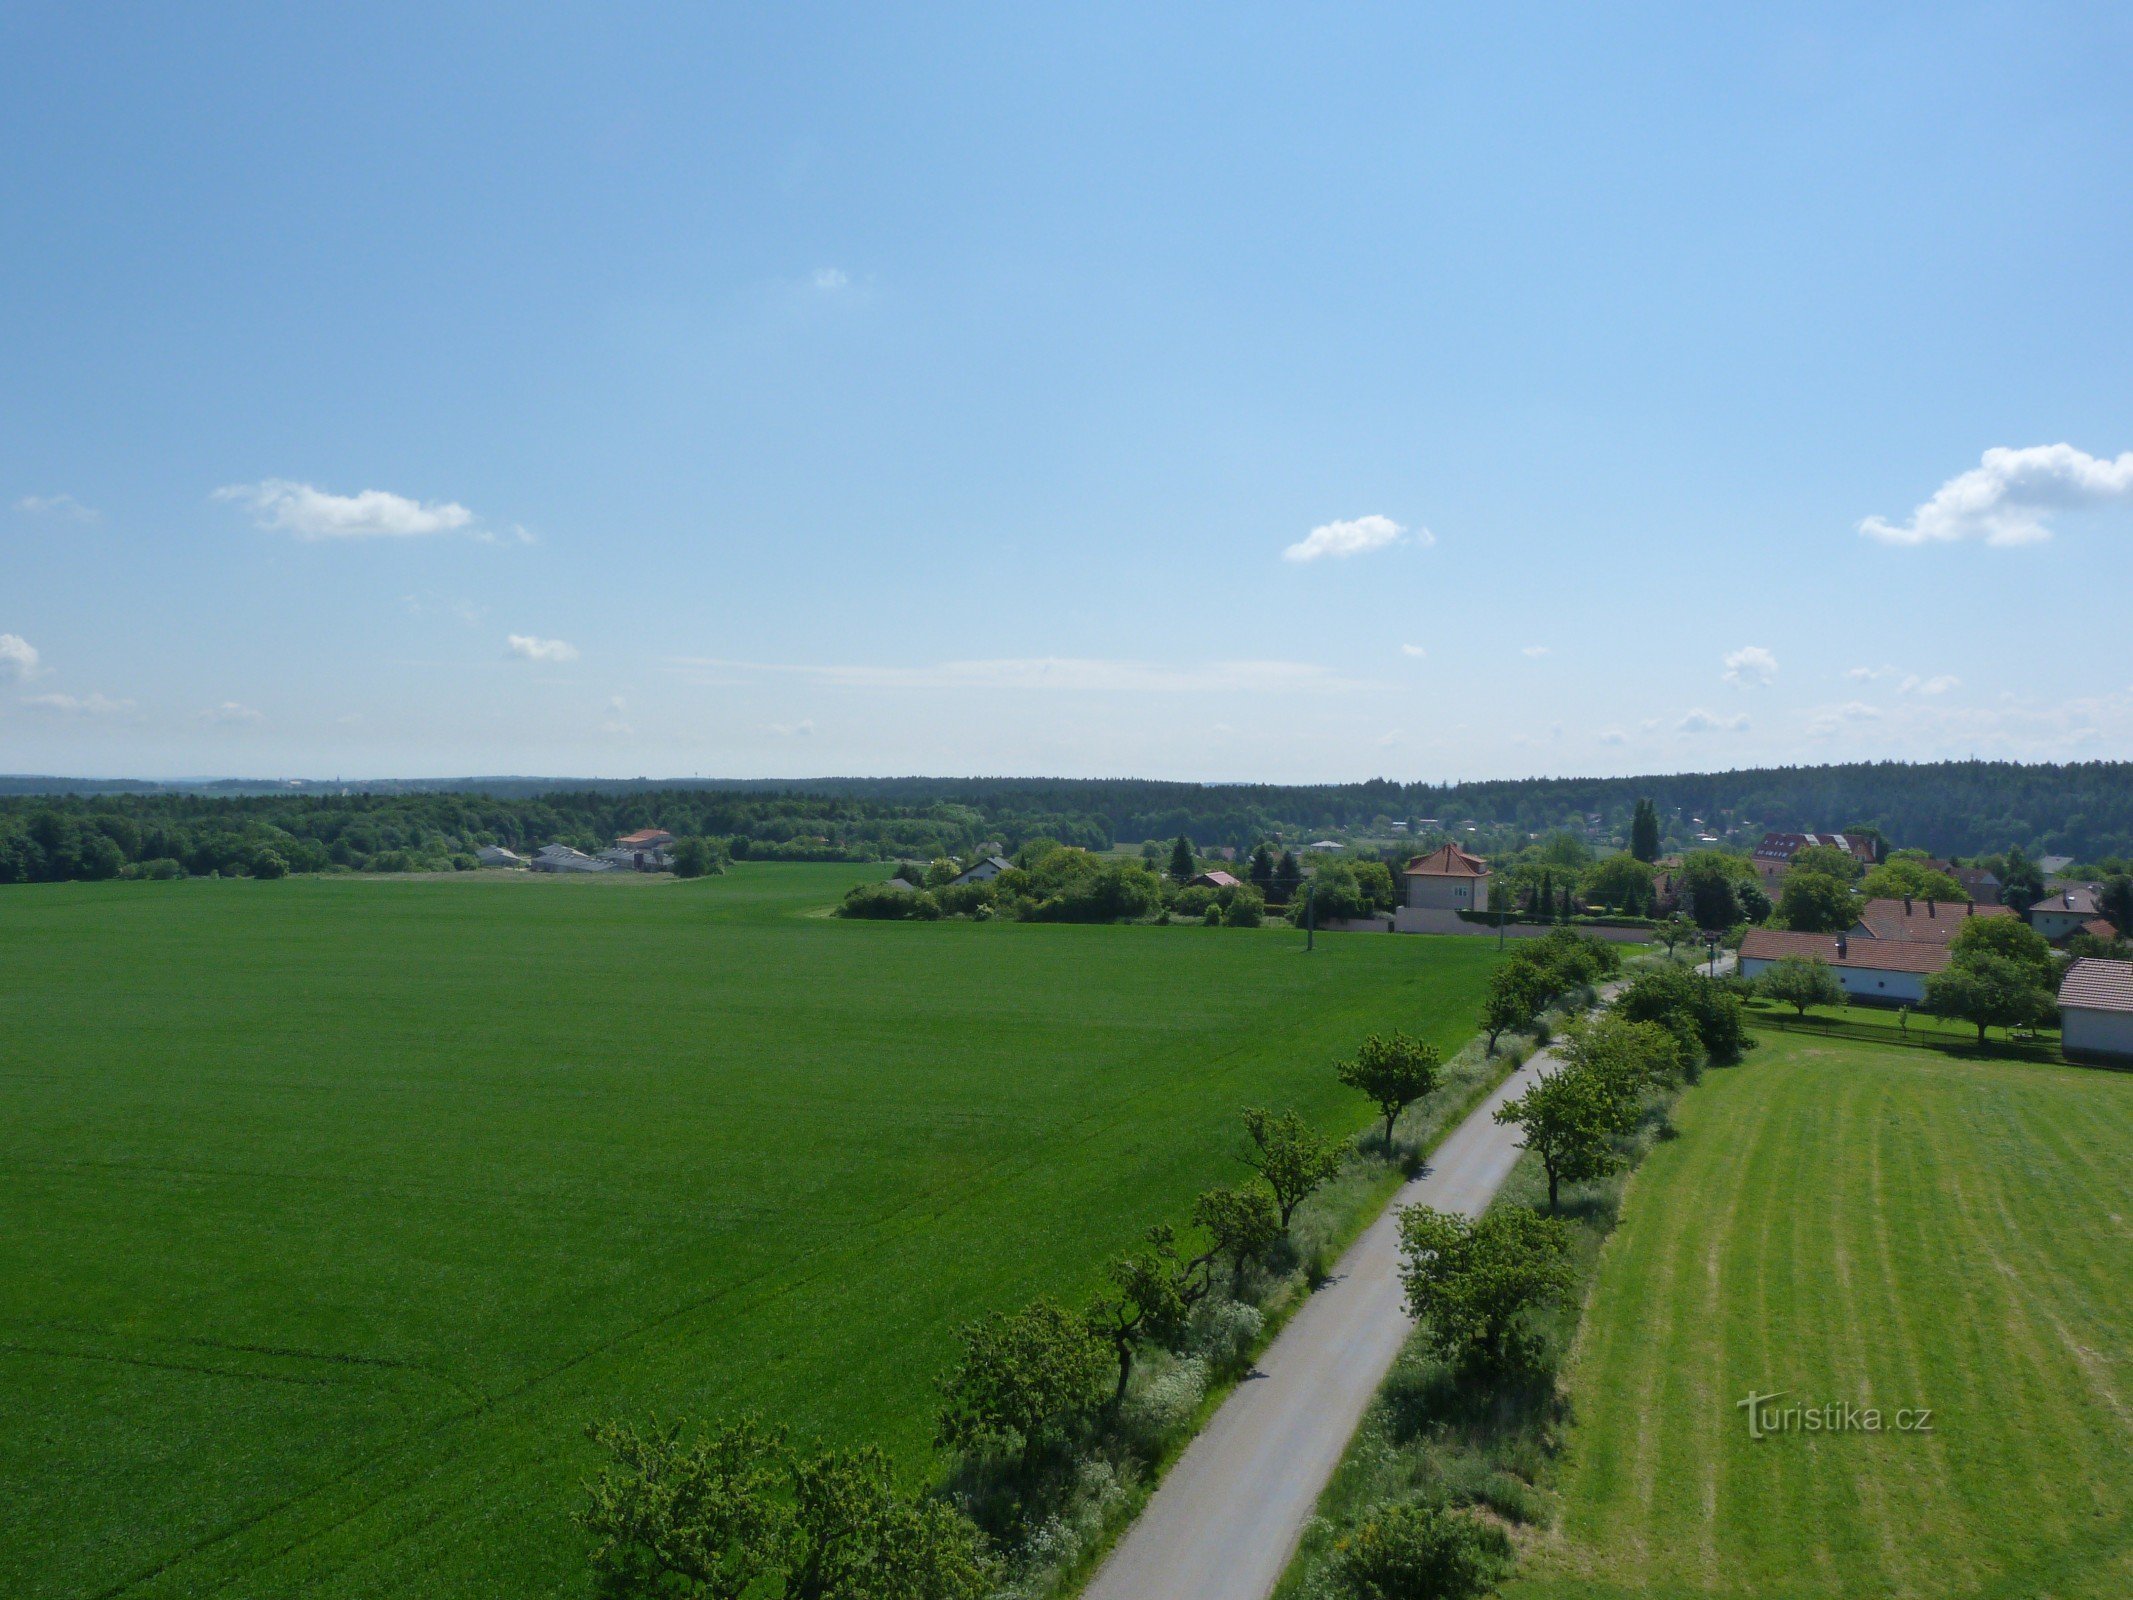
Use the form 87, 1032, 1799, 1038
1, 759, 2129, 883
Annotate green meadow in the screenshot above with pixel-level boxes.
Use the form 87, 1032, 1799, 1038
1515, 1030, 2133, 1600
0, 865, 1498, 1598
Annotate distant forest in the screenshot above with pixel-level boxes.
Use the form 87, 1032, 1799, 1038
1, 760, 2128, 884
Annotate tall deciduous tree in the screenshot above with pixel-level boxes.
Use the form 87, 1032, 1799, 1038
1774, 869, 1860, 934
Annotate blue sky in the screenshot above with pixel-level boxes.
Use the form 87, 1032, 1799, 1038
3, 2, 2130, 782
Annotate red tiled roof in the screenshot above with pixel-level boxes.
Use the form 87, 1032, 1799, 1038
1752, 831, 1876, 865
616, 828, 674, 846
2081, 918, 2118, 941
1738, 928, 1952, 975
2059, 958, 2133, 1013
1854, 897, 2012, 943
1403, 843, 1489, 878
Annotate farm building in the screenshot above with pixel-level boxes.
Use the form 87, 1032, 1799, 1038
475, 845, 527, 868
1400, 843, 1489, 912
531, 844, 618, 873
1851, 896, 2011, 943
1737, 928, 1950, 1006
2058, 959, 2133, 1062
1187, 870, 1243, 891
615, 828, 675, 850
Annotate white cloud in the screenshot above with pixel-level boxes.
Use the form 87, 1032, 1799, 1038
24, 691, 134, 716
1901, 674, 1960, 696
507, 634, 579, 663
667, 655, 1368, 694
1598, 727, 1629, 746
1847, 664, 1898, 682
1806, 700, 1885, 737
810, 267, 850, 291
215, 479, 477, 541
1678, 707, 1749, 734
1722, 645, 1778, 687
602, 696, 633, 735
0, 633, 39, 680
1283, 514, 1427, 563
1860, 443, 2133, 547
15, 493, 99, 523
1521, 645, 1550, 658
199, 701, 264, 724
770, 718, 817, 737
1400, 644, 1427, 659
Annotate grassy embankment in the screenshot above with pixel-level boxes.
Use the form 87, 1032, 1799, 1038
0, 865, 1498, 1599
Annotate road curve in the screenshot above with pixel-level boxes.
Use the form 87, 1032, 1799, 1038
1080, 1051, 1551, 1600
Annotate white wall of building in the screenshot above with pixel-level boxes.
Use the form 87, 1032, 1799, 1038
1406, 875, 1484, 911
2062, 1006, 2133, 1059
1740, 956, 1929, 1006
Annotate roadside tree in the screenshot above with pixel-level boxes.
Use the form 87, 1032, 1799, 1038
1397, 1205, 1575, 1372
1336, 1031, 1443, 1152
1239, 1106, 1346, 1228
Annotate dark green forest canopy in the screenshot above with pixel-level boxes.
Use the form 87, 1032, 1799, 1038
2, 760, 2128, 882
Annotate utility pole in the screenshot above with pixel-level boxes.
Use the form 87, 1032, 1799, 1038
1305, 882, 1316, 952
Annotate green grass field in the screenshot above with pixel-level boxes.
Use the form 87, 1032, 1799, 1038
1513, 1030, 2133, 1599
0, 866, 1498, 1599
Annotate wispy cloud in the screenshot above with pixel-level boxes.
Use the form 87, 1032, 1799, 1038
1400, 644, 1427, 659
15, 493, 99, 523
1283, 514, 1427, 563
199, 701, 263, 724
770, 717, 817, 737
216, 479, 478, 541
809, 267, 850, 291
1722, 645, 1778, 687
24, 690, 134, 717
1598, 727, 1629, 745
1847, 664, 1898, 682
668, 655, 1369, 694
1806, 700, 1885, 736
1678, 707, 1748, 734
1860, 444, 2133, 547
507, 634, 579, 663
1522, 645, 1550, 659
0, 633, 39, 680
1902, 673, 1960, 696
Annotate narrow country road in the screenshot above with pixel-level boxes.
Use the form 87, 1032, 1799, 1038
1079, 1051, 1550, 1600
1081, 957, 1714, 1600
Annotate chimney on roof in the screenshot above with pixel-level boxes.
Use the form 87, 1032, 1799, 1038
1927, 898, 1937, 917
1836, 932, 1848, 960
1903, 894, 1913, 913
1967, 900, 1975, 916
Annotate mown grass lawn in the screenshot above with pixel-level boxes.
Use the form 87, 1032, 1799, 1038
1513, 1029, 2133, 1600
0, 866, 1497, 1599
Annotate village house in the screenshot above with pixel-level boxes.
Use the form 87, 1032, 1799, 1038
950, 855, 1014, 885
2058, 959, 2133, 1061
2029, 885, 2107, 945
1750, 831, 1880, 891
1400, 843, 1490, 911
1851, 896, 2011, 943
1737, 927, 1949, 1006
1186, 869, 1243, 891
